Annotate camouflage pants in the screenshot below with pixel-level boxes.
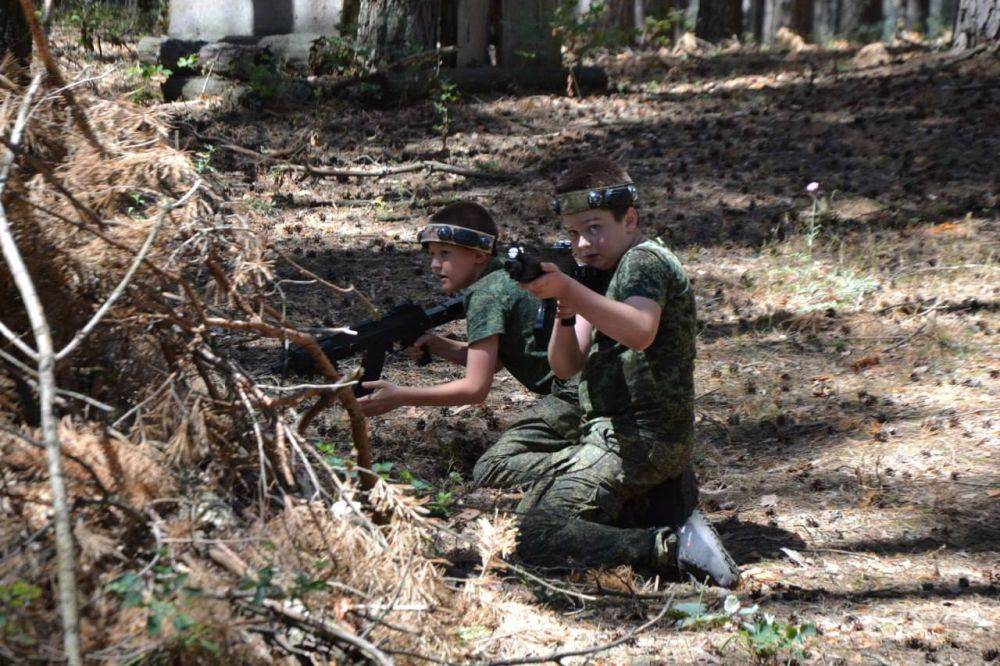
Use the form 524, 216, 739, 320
474, 397, 697, 569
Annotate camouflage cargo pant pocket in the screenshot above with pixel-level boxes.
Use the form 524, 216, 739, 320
473, 394, 581, 489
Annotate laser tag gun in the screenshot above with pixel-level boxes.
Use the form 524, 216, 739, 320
274, 295, 465, 396
503, 240, 611, 346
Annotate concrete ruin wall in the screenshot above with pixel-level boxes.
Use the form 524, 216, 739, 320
168, 0, 344, 40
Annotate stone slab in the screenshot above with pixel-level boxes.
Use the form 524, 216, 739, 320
168, 0, 343, 40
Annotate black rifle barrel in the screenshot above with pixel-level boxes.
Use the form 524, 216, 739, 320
274, 295, 465, 376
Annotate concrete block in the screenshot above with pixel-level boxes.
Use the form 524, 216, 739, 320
258, 33, 323, 72
169, 0, 343, 40
138, 35, 206, 72
161, 75, 249, 102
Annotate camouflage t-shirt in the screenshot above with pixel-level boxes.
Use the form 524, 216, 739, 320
464, 258, 554, 395
579, 238, 697, 448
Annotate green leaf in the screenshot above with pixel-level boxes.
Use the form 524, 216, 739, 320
172, 613, 195, 633
199, 638, 220, 654
671, 601, 706, 619
458, 624, 490, 642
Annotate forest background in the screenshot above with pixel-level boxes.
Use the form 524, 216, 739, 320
0, 0, 997, 663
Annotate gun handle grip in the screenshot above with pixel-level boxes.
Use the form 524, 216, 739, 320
417, 346, 432, 366
560, 315, 576, 326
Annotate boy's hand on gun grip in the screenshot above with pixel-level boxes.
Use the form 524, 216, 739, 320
518, 262, 571, 300
407, 333, 440, 362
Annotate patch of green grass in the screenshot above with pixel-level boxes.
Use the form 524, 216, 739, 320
768, 253, 880, 312
738, 614, 817, 664
0, 580, 42, 645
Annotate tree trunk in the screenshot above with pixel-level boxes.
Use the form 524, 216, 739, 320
762, 0, 794, 42
952, 0, 998, 45
0, 0, 31, 71
904, 0, 929, 30
499, 0, 560, 68
839, 0, 865, 35
356, 0, 440, 64
744, 0, 765, 40
927, 0, 959, 34
883, 0, 904, 38
790, 0, 813, 35
696, 0, 743, 39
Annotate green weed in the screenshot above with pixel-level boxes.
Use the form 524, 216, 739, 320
194, 144, 216, 174
309, 36, 364, 77
378, 462, 463, 517
126, 62, 171, 104
108, 565, 216, 649
0, 580, 42, 645
738, 614, 817, 664
710, 596, 818, 664
431, 78, 460, 151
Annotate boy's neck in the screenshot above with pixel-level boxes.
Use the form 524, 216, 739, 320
471, 256, 494, 281
453, 254, 494, 292
607, 234, 646, 271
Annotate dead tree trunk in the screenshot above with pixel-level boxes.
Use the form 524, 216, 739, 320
761, 0, 794, 42
744, 0, 765, 40
499, 0, 561, 68
0, 0, 31, 71
837, 0, 882, 37
952, 0, 999, 46
356, 0, 440, 64
696, 0, 744, 39
904, 0, 929, 30
928, 0, 960, 33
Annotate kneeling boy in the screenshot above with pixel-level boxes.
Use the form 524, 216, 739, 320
358, 202, 580, 457
515, 159, 739, 587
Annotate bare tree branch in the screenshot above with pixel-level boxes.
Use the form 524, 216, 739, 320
483, 592, 676, 666
56, 181, 202, 362
0, 71, 82, 666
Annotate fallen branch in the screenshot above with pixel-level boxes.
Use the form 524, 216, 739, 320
204, 545, 393, 665
272, 246, 379, 318
277, 160, 515, 181
882, 322, 927, 353
483, 592, 676, 665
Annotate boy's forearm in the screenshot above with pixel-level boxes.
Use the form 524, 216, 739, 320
435, 338, 468, 366
547, 321, 584, 378
561, 281, 656, 350
395, 379, 488, 407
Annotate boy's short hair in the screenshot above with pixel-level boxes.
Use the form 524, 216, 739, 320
555, 158, 634, 221
428, 201, 499, 254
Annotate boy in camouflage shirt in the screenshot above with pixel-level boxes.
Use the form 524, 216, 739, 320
510, 159, 739, 587
358, 202, 581, 457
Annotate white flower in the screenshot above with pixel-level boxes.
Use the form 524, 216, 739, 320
806, 182, 820, 193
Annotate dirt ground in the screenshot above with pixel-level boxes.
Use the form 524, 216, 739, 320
66, 34, 999, 663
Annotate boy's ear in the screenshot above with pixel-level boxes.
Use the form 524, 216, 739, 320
474, 250, 491, 265
624, 207, 639, 232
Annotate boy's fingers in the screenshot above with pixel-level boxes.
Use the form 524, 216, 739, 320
361, 381, 382, 389
539, 261, 561, 273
